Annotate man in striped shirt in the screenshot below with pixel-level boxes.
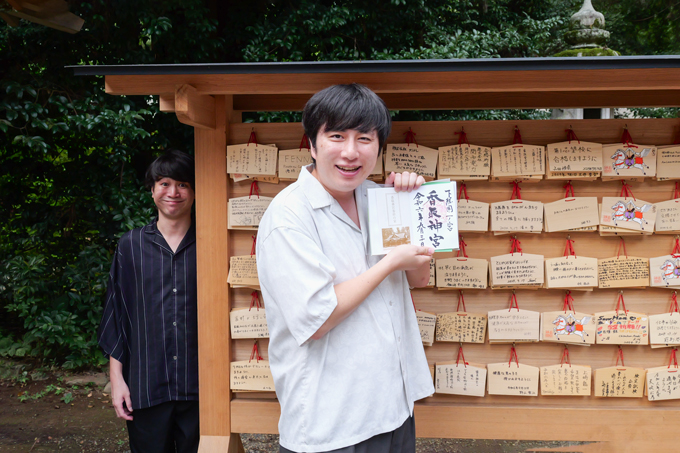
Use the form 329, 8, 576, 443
98, 150, 199, 453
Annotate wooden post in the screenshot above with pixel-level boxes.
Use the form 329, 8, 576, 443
195, 95, 243, 452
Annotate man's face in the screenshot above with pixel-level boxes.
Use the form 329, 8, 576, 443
310, 128, 379, 201
151, 177, 195, 222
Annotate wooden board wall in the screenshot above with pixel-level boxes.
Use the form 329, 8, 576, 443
227, 118, 680, 441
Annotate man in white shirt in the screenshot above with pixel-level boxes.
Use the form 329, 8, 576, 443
256, 84, 435, 453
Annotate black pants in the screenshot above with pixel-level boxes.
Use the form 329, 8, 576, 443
280, 415, 416, 453
127, 400, 200, 453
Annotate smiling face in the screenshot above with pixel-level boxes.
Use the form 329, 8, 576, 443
151, 177, 195, 222
310, 128, 379, 203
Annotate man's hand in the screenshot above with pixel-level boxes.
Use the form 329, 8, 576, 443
386, 171, 426, 193
109, 357, 133, 421
386, 245, 434, 273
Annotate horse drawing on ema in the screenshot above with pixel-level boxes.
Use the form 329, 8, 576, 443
553, 314, 591, 342
610, 148, 651, 175
660, 259, 680, 286
611, 200, 653, 229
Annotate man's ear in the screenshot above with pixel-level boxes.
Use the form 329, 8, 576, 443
310, 144, 317, 160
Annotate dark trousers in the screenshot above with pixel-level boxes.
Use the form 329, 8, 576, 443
280, 415, 416, 453
127, 400, 200, 453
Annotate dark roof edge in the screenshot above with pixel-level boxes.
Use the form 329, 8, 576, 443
69, 56, 680, 76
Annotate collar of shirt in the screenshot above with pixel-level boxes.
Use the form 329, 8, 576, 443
144, 218, 196, 255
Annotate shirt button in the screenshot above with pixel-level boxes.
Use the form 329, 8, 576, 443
173, 322, 177, 326
398, 336, 401, 342
172, 288, 177, 293
173, 356, 177, 360
389, 301, 393, 306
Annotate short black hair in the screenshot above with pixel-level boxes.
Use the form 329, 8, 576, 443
144, 149, 195, 190
302, 84, 391, 160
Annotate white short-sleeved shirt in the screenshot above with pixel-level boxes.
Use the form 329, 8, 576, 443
256, 165, 434, 452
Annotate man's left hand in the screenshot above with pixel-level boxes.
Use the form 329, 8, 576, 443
386, 171, 425, 193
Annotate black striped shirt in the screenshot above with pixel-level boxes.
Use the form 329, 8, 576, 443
98, 219, 198, 410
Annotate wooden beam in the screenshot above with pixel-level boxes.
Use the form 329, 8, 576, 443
199, 435, 244, 453
3, 2, 83, 34
159, 93, 175, 112
175, 84, 215, 130
233, 89, 680, 111
0, 11, 20, 27
195, 95, 232, 450
105, 68, 680, 97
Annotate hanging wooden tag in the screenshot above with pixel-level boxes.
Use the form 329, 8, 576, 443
435, 361, 487, 397
230, 307, 269, 339
540, 364, 592, 396
384, 143, 439, 180
488, 309, 540, 343
547, 140, 603, 173
650, 313, 680, 345
487, 362, 539, 396
544, 257, 598, 290
490, 200, 543, 232
278, 148, 312, 181
598, 256, 649, 289
593, 366, 645, 398
230, 360, 275, 392
435, 312, 487, 343
457, 200, 489, 232
650, 254, 680, 289
646, 354, 680, 400
541, 311, 596, 345
490, 254, 544, 289
655, 199, 680, 233
227, 255, 260, 288
595, 310, 649, 345
416, 310, 437, 346
438, 143, 491, 179
227, 143, 278, 176
601, 197, 657, 232
602, 143, 657, 179
436, 257, 488, 290
490, 144, 545, 177
544, 197, 599, 232
428, 257, 435, 287
656, 144, 680, 180
227, 196, 273, 230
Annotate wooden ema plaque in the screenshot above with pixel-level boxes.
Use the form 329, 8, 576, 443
435, 257, 488, 290
487, 362, 539, 396
435, 312, 487, 343
416, 310, 436, 346
490, 253, 544, 289
547, 140, 603, 174
230, 360, 275, 392
543, 197, 599, 232
437, 143, 491, 178
457, 199, 489, 233
490, 200, 543, 233
278, 148, 312, 181
655, 199, 680, 233
541, 311, 596, 345
649, 255, 680, 289
435, 361, 487, 397
595, 310, 649, 345
227, 196, 273, 230
593, 366, 645, 398
646, 366, 680, 401
600, 197, 657, 232
602, 143, 657, 179
428, 258, 435, 287
490, 144, 545, 178
384, 143, 439, 180
227, 143, 278, 175
598, 256, 649, 289
227, 255, 259, 289
540, 364, 592, 396
649, 312, 680, 345
229, 307, 269, 339
544, 256, 598, 290
656, 144, 680, 180
488, 309, 540, 343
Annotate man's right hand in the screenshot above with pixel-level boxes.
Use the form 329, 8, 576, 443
109, 357, 134, 421
385, 244, 434, 272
